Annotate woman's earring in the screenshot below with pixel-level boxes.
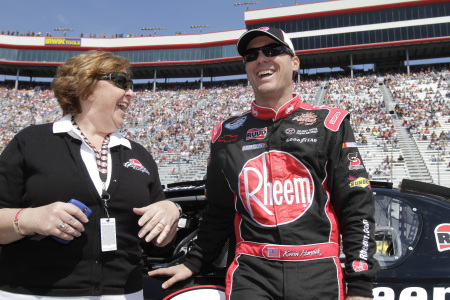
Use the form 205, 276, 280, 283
88, 96, 94, 102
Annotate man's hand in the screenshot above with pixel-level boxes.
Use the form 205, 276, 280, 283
148, 264, 193, 289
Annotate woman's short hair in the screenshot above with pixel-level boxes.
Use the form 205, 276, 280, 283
51, 50, 131, 116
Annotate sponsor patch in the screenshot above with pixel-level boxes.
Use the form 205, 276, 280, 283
329, 111, 341, 125
246, 127, 267, 141
352, 260, 368, 272
123, 159, 150, 175
242, 143, 267, 151
342, 142, 358, 148
292, 113, 317, 126
251, 106, 258, 117
435, 223, 450, 252
324, 108, 348, 131
285, 104, 295, 114
238, 151, 314, 226
286, 128, 296, 135
348, 152, 364, 170
286, 137, 317, 143
224, 116, 246, 130
360, 219, 370, 260
286, 128, 318, 135
218, 135, 238, 143
349, 176, 371, 189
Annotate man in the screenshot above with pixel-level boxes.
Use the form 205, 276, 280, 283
149, 27, 378, 300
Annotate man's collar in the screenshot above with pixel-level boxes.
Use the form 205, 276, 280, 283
53, 114, 131, 149
250, 94, 302, 121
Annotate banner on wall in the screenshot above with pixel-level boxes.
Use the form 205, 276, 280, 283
44, 38, 81, 46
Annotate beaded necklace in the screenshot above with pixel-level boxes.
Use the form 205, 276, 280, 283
72, 116, 112, 218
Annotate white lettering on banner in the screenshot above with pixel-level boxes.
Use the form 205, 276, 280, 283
373, 286, 450, 300
239, 151, 314, 226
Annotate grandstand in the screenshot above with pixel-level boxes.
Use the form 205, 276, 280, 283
1, 0, 450, 188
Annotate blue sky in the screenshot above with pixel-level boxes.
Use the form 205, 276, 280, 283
0, 0, 325, 37
0, 0, 327, 82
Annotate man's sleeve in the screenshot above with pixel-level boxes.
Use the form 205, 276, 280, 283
327, 116, 379, 298
184, 143, 236, 274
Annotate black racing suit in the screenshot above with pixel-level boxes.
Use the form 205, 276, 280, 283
184, 95, 379, 300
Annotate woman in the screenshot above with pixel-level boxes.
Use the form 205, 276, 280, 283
0, 50, 180, 299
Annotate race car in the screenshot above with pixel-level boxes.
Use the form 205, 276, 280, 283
142, 179, 450, 300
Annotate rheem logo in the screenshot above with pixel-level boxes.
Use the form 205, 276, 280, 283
435, 223, 450, 252
238, 151, 314, 226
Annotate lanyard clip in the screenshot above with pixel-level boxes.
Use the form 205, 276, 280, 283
102, 192, 111, 220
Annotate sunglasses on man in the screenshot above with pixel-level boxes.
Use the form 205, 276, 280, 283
243, 43, 294, 63
98, 71, 133, 90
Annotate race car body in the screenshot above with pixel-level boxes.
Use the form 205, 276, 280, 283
143, 179, 450, 300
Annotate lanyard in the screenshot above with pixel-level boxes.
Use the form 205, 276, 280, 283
72, 117, 112, 219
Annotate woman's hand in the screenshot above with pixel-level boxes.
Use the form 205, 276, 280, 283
20, 202, 89, 241
133, 200, 180, 246
148, 264, 194, 289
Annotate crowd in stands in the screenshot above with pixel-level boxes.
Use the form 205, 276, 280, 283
0, 66, 449, 186
389, 67, 450, 153
1, 30, 184, 38
1, 30, 45, 36
0, 84, 57, 151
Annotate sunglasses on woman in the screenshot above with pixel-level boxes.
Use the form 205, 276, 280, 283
97, 71, 133, 90
243, 43, 294, 63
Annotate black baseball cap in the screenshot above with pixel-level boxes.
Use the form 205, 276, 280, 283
237, 27, 295, 57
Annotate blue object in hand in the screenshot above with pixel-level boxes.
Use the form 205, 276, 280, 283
51, 199, 92, 244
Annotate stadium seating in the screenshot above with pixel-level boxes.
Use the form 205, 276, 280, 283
0, 67, 449, 187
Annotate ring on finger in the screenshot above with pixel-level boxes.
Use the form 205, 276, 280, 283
158, 221, 165, 227
59, 221, 66, 229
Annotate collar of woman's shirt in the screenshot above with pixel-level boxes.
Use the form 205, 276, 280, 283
52, 114, 131, 149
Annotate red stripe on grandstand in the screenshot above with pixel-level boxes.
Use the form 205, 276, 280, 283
132, 56, 242, 66
294, 36, 450, 55
245, 0, 449, 25
0, 39, 238, 52
0, 56, 243, 67
0, 61, 61, 66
